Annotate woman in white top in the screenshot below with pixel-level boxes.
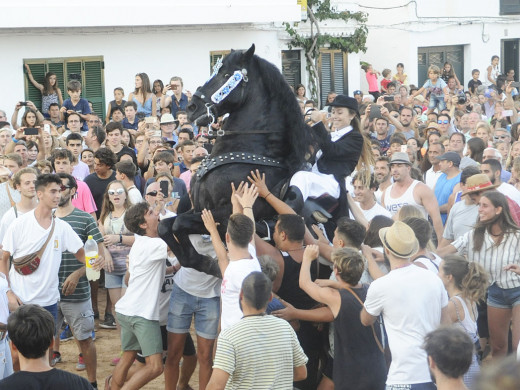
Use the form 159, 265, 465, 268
98, 181, 135, 334
438, 254, 488, 387
437, 190, 520, 358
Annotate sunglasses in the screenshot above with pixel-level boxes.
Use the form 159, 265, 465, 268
60, 185, 72, 191
437, 120, 449, 124
146, 190, 158, 196
108, 188, 125, 196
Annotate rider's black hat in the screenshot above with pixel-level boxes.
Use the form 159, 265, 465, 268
328, 95, 359, 115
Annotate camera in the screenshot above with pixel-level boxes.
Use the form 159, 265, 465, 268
457, 93, 467, 105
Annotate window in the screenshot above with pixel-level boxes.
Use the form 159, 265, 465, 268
282, 50, 302, 88
209, 51, 231, 74
24, 56, 105, 119
417, 46, 464, 86
500, 0, 520, 15
319, 50, 348, 107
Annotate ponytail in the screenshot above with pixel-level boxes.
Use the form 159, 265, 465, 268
443, 255, 489, 303
461, 262, 489, 302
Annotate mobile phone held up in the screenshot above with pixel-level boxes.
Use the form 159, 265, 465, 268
160, 181, 169, 198
19, 101, 27, 107
24, 127, 38, 135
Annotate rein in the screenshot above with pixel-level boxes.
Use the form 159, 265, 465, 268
207, 128, 284, 137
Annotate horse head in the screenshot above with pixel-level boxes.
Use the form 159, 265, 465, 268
187, 44, 256, 128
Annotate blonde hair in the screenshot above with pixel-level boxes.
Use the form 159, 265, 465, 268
442, 255, 488, 302
332, 247, 364, 286
475, 121, 492, 137
428, 65, 441, 75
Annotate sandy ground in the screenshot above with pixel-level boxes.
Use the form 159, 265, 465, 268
57, 287, 199, 390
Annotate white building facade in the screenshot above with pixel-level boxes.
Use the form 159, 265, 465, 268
358, 0, 520, 92
1, 0, 517, 119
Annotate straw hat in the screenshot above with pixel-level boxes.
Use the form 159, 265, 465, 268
379, 221, 419, 259
461, 174, 499, 196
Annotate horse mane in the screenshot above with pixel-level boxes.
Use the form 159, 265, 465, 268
251, 54, 313, 174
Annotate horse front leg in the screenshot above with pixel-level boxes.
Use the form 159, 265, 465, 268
158, 213, 222, 279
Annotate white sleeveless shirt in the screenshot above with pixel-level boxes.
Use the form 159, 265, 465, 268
383, 180, 428, 218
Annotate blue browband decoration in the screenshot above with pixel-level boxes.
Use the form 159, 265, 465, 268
211, 71, 245, 104
207, 57, 223, 82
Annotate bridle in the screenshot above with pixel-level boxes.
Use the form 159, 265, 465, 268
192, 63, 249, 132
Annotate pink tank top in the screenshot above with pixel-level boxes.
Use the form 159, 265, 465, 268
366, 72, 378, 92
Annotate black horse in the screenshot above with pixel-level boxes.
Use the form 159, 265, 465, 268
158, 44, 313, 277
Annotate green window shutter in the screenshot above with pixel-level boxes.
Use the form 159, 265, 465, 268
64, 61, 82, 99
83, 60, 105, 119
320, 52, 332, 104
47, 62, 65, 100
24, 62, 45, 111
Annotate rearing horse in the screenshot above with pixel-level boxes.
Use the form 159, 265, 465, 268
158, 44, 313, 277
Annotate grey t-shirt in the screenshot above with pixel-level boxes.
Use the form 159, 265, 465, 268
443, 200, 478, 241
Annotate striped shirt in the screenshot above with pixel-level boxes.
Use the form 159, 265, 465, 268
452, 230, 520, 289
213, 315, 308, 390
58, 208, 103, 302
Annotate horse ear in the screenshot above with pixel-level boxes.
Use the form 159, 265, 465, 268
242, 44, 255, 65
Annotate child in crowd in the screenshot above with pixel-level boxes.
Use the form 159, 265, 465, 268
362, 63, 381, 100
60, 80, 91, 132
106, 87, 127, 124
468, 69, 482, 96
380, 69, 392, 93
411, 65, 448, 113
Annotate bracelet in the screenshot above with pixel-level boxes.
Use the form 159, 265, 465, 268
265, 192, 272, 200
119, 234, 122, 244
173, 162, 181, 166
12, 137, 19, 144
243, 206, 252, 209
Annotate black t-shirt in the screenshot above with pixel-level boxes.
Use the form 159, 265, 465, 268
468, 79, 482, 94
0, 368, 93, 389
116, 145, 138, 168
84, 170, 117, 218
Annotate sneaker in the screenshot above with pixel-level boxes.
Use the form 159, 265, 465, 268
100, 313, 116, 329
76, 354, 86, 371
51, 351, 61, 366
110, 356, 121, 366
60, 325, 74, 342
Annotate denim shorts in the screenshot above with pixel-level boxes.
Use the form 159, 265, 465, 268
167, 283, 220, 339
428, 95, 446, 111
386, 383, 436, 390
43, 302, 58, 328
105, 273, 126, 289
487, 283, 520, 309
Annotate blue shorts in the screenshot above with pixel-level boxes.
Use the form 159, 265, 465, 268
43, 302, 58, 325
487, 283, 520, 309
167, 283, 220, 339
428, 95, 446, 111
386, 383, 435, 390
105, 273, 126, 289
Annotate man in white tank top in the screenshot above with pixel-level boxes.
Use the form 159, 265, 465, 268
382, 152, 444, 240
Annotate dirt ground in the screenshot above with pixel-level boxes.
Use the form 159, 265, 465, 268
58, 287, 199, 390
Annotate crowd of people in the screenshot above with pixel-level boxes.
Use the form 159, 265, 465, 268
0, 53, 516, 390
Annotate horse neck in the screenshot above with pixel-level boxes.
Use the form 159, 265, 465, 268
212, 96, 287, 156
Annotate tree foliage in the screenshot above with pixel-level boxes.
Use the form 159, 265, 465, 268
284, 0, 368, 104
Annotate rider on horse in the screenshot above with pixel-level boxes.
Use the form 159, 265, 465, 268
286, 95, 372, 221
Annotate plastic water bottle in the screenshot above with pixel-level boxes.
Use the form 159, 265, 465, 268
85, 235, 100, 281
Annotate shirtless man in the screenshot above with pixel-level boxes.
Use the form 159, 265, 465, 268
382, 152, 443, 240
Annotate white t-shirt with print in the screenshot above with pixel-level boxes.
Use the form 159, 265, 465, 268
115, 234, 167, 321
220, 245, 261, 331
364, 265, 448, 385
2, 210, 83, 306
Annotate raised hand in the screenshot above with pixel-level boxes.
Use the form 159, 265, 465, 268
247, 170, 269, 198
